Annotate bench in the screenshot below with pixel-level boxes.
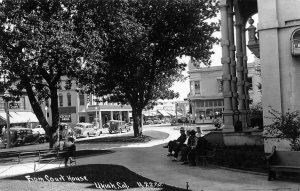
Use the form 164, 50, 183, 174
0, 148, 76, 171
266, 146, 300, 181
196, 144, 217, 166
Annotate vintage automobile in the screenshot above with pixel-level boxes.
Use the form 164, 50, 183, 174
2, 126, 42, 146
32, 125, 46, 136
73, 123, 102, 138
31, 125, 47, 143
58, 123, 75, 140
108, 120, 131, 134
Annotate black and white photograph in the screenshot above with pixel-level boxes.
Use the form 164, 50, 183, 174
0, 0, 300, 190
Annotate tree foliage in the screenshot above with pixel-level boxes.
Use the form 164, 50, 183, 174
0, 0, 104, 147
78, 0, 219, 136
265, 107, 300, 151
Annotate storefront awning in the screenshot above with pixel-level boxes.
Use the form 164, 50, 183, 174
157, 110, 170, 117
0, 111, 39, 124
142, 110, 158, 117
166, 110, 183, 117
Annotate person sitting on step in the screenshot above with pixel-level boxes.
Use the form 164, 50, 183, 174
62, 137, 76, 167
163, 127, 186, 157
172, 130, 191, 161
181, 130, 197, 164
187, 134, 208, 166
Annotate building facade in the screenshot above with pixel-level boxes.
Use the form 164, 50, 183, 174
0, 95, 39, 128
45, 78, 132, 128
188, 60, 261, 124
219, 0, 300, 151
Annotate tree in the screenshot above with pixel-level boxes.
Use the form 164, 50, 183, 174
249, 102, 263, 130
0, 0, 104, 148
265, 107, 300, 151
78, 0, 219, 136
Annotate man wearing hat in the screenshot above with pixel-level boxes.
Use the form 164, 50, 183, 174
188, 134, 208, 166
181, 129, 197, 164
163, 127, 187, 157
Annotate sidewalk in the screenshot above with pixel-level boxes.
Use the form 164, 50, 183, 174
1, 126, 300, 191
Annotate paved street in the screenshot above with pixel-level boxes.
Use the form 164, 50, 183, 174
0, 124, 300, 191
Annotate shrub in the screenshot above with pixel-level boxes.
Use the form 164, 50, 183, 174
209, 145, 267, 173
265, 107, 300, 151
249, 102, 263, 130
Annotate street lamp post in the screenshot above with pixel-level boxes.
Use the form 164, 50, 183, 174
3, 90, 11, 148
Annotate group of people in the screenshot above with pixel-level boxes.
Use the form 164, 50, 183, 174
163, 127, 209, 166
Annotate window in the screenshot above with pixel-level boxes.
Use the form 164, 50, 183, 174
247, 77, 253, 91
59, 93, 63, 107
200, 100, 204, 107
190, 81, 194, 95
291, 29, 300, 56
79, 94, 85, 105
195, 81, 200, 94
217, 100, 223, 106
217, 79, 223, 93
67, 93, 71, 106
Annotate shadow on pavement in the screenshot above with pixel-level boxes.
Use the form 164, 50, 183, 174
39, 149, 115, 163
4, 164, 187, 190
77, 135, 152, 144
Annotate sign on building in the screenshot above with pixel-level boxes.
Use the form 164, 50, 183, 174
9, 102, 20, 109
59, 114, 72, 122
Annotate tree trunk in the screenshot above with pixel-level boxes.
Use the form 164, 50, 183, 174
132, 107, 143, 137
49, 85, 59, 148
20, 75, 50, 136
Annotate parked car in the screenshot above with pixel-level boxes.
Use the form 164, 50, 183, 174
153, 119, 162, 124
32, 125, 46, 136
73, 123, 102, 138
31, 125, 47, 143
146, 120, 153, 125
2, 126, 42, 146
109, 120, 130, 133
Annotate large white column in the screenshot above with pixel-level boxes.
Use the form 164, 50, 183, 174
228, 0, 239, 123
220, 0, 234, 132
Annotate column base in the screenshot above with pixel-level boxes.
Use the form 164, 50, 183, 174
223, 110, 235, 133
239, 110, 249, 131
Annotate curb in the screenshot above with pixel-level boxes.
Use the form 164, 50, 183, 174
209, 164, 268, 176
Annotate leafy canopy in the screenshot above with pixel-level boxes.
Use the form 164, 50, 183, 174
79, 0, 219, 111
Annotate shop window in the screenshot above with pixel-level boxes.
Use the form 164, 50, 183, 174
59, 93, 63, 107
67, 93, 71, 106
200, 100, 204, 107
79, 116, 85, 122
217, 100, 223, 106
195, 81, 200, 94
79, 94, 85, 105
